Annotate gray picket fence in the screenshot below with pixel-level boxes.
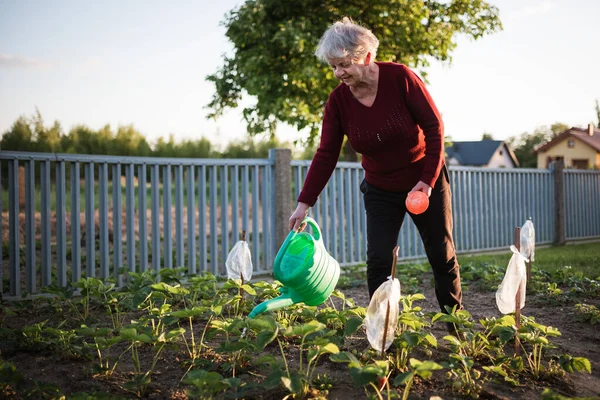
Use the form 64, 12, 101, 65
1, 150, 599, 297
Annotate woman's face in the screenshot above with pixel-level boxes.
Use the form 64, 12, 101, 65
328, 56, 366, 86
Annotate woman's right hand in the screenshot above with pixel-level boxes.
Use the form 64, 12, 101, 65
288, 202, 310, 232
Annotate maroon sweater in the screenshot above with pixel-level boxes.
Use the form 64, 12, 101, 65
297, 62, 444, 207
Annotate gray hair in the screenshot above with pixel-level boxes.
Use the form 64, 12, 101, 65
315, 17, 379, 62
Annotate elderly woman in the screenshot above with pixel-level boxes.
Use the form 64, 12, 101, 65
288, 17, 463, 318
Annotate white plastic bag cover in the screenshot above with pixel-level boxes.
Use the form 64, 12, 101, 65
225, 240, 253, 281
365, 276, 401, 352
520, 220, 535, 262
495, 245, 528, 314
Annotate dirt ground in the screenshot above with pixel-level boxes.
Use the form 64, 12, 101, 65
340, 280, 600, 399
2, 274, 599, 399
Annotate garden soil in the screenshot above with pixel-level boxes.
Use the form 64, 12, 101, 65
2, 273, 600, 399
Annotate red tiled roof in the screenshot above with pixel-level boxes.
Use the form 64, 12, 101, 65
535, 126, 600, 153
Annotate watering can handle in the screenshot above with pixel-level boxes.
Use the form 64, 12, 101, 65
274, 217, 323, 270
301, 217, 322, 242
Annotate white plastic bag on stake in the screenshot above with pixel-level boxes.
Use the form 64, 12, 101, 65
496, 245, 528, 314
365, 276, 401, 353
520, 220, 535, 262
225, 232, 253, 282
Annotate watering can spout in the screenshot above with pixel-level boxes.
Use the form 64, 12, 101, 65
248, 293, 295, 318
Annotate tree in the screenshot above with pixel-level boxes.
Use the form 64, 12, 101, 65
595, 99, 600, 128
481, 132, 494, 140
207, 0, 503, 148
507, 123, 568, 168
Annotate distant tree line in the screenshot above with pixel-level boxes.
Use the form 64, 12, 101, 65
3, 110, 593, 169
0, 109, 298, 160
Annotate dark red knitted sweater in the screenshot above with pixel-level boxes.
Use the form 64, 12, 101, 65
297, 62, 444, 207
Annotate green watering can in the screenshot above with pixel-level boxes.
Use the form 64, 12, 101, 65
248, 217, 341, 318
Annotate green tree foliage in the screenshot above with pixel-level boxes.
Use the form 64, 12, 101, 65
481, 132, 494, 140
0, 109, 62, 153
207, 0, 503, 144
154, 134, 213, 158
0, 110, 295, 160
220, 136, 284, 158
507, 123, 569, 168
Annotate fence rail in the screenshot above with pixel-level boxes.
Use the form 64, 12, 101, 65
2, 150, 599, 297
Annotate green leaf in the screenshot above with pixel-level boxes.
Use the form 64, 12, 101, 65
559, 355, 592, 374
241, 284, 257, 295
409, 293, 426, 301
414, 360, 443, 372
170, 307, 209, 318
285, 320, 325, 337
492, 326, 516, 343
136, 333, 154, 344
424, 333, 438, 347
159, 327, 185, 342
119, 328, 137, 341
393, 371, 414, 386
403, 331, 420, 346
350, 365, 382, 387
221, 377, 242, 389
443, 335, 462, 346
320, 343, 340, 355
432, 313, 459, 324
150, 282, 189, 295
510, 356, 524, 372
281, 372, 305, 394
263, 370, 284, 389
330, 351, 361, 366
256, 329, 278, 350
344, 317, 363, 337
247, 315, 277, 332
77, 326, 112, 337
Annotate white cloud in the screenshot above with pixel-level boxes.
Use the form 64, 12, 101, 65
0, 54, 53, 69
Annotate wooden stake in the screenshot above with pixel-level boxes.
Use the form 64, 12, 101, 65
240, 230, 247, 295
514, 227, 521, 355
381, 299, 391, 358
391, 246, 398, 280
381, 246, 400, 358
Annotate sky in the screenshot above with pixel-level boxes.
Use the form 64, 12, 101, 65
1, 0, 599, 150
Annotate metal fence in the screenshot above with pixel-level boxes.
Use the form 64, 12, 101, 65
2, 150, 600, 297
564, 169, 600, 240
1, 151, 276, 297
293, 164, 558, 262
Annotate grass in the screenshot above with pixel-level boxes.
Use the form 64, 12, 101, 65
457, 241, 600, 279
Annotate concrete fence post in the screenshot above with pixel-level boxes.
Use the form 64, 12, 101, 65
270, 148, 292, 251
553, 160, 566, 245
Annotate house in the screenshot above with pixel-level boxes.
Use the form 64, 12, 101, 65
535, 124, 600, 169
445, 140, 519, 168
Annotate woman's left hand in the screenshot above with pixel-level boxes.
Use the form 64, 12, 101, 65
410, 181, 432, 197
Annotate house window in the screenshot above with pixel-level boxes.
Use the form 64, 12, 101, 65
568, 139, 575, 148
499, 150, 503, 155
572, 159, 588, 169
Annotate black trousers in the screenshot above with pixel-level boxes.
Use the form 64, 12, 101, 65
361, 165, 463, 313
